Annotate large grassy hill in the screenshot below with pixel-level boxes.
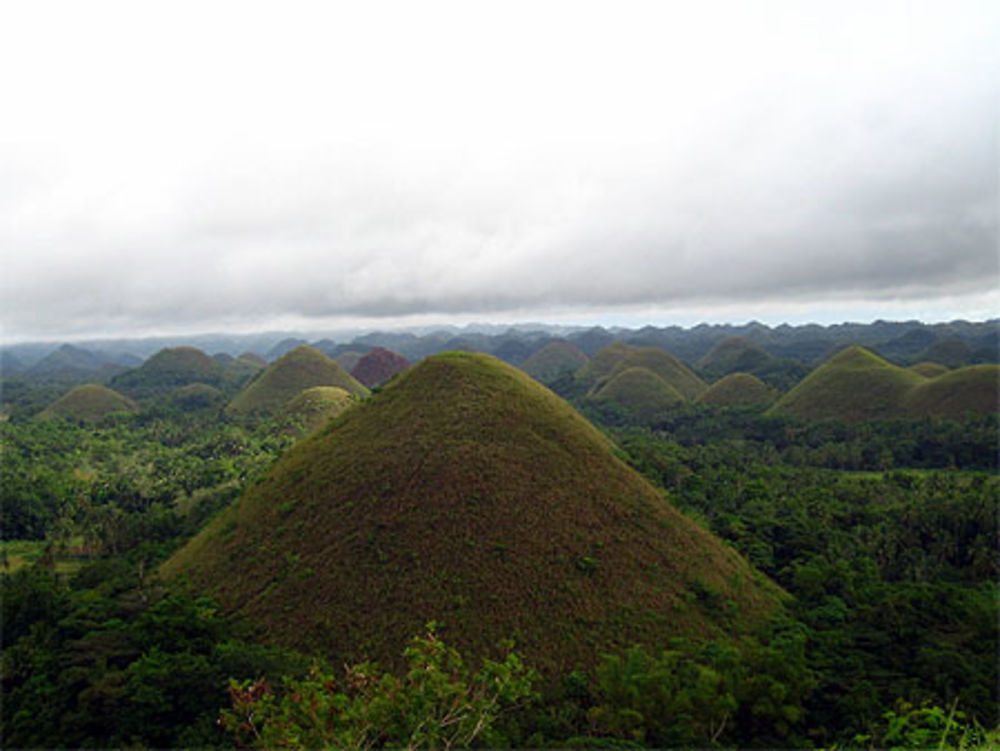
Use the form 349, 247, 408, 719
768, 347, 930, 421
38, 384, 138, 422
697, 373, 777, 407
163, 352, 780, 674
226, 346, 368, 416
280, 386, 357, 433
908, 361, 950, 378
110, 347, 229, 399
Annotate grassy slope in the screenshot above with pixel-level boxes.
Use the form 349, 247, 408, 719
768, 346, 926, 421
577, 342, 707, 400
520, 341, 589, 383
697, 373, 777, 407
227, 346, 368, 415
164, 352, 780, 674
280, 386, 357, 433
590, 366, 685, 418
696, 336, 772, 378
38, 384, 138, 422
903, 364, 999, 418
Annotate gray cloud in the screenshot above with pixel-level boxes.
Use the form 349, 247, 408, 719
1, 1, 997, 341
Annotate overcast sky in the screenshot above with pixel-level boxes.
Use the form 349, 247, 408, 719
1, 0, 997, 342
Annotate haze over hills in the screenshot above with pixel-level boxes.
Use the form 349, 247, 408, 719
163, 353, 781, 673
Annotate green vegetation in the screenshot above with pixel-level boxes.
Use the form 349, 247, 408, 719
110, 346, 235, 400
164, 352, 779, 673
697, 372, 777, 407
521, 340, 589, 383
226, 345, 368, 415
37, 383, 139, 423
697, 336, 772, 378
586, 343, 707, 400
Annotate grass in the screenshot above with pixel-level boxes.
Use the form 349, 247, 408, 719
577, 342, 707, 400
697, 373, 777, 407
349, 348, 410, 388
227, 346, 369, 415
903, 364, 999, 418
164, 352, 781, 675
696, 336, 772, 378
909, 361, 950, 378
37, 384, 139, 422
280, 386, 357, 433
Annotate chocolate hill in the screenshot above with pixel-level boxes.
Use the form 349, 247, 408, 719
697, 373, 777, 407
110, 347, 228, 400
280, 386, 357, 433
520, 341, 588, 384
589, 366, 685, 419
38, 384, 138, 422
696, 336, 773, 379
350, 347, 410, 388
577, 343, 707, 400
163, 353, 780, 674
226, 346, 368, 415
902, 364, 999, 418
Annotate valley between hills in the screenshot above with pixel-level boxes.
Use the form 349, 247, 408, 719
1, 319, 997, 749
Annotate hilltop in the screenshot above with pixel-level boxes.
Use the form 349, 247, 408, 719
697, 373, 777, 407
163, 353, 780, 674
696, 336, 772, 379
109, 347, 229, 400
908, 361, 950, 378
38, 384, 138, 422
768, 347, 927, 421
226, 346, 368, 415
350, 347, 410, 388
520, 340, 588, 384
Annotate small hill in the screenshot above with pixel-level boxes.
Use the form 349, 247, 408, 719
227, 346, 368, 415
908, 362, 950, 378
266, 338, 309, 361
24, 344, 129, 384
768, 346, 925, 421
589, 366, 684, 419
164, 353, 780, 674
168, 383, 226, 411
520, 341, 589, 384
350, 348, 410, 388
696, 337, 772, 379
38, 384, 138, 422
280, 386, 357, 433
238, 352, 267, 366
903, 365, 999, 418
576, 342, 706, 400
110, 347, 225, 399
697, 373, 777, 407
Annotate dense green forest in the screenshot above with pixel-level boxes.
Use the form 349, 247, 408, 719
1, 346, 997, 748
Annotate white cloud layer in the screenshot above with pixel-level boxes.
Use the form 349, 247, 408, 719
1, 0, 997, 340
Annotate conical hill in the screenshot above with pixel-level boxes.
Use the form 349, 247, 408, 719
908, 361, 949, 378
226, 346, 368, 415
110, 346, 225, 399
163, 353, 780, 674
38, 384, 138, 422
589, 366, 685, 419
350, 347, 410, 388
902, 364, 999, 418
697, 373, 777, 407
280, 386, 357, 433
696, 337, 772, 379
577, 343, 706, 400
768, 346, 925, 421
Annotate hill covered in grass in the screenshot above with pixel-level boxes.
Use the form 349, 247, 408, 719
520, 341, 588, 383
696, 337, 772, 379
588, 366, 685, 420
38, 384, 138, 422
768, 347, 929, 421
109, 347, 231, 399
577, 343, 707, 400
697, 373, 777, 407
280, 386, 357, 433
908, 361, 950, 378
163, 352, 780, 674
903, 365, 999, 418
226, 346, 368, 416
350, 347, 410, 388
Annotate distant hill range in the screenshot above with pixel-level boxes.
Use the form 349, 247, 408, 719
162, 353, 782, 673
